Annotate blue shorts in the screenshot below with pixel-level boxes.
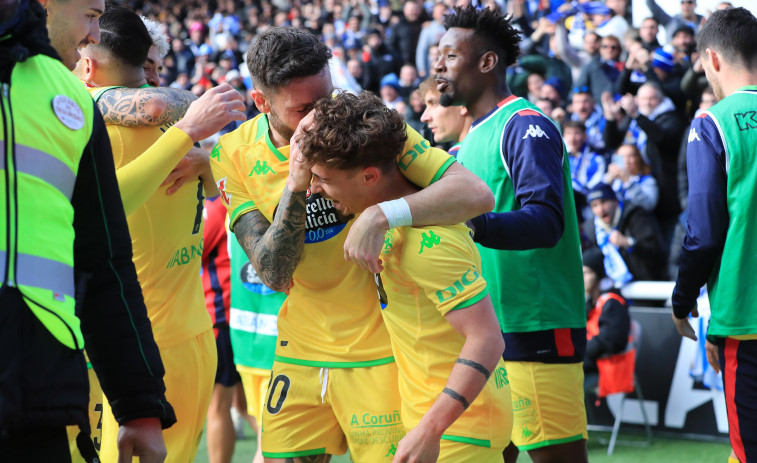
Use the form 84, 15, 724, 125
719, 337, 757, 463
215, 326, 241, 387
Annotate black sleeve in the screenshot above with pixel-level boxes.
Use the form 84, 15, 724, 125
586, 298, 630, 361
72, 102, 176, 429
603, 117, 628, 152
625, 209, 664, 258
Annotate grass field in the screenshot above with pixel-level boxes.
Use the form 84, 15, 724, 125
193, 421, 731, 463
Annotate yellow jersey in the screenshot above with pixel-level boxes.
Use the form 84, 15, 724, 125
90, 87, 212, 347
211, 113, 455, 366
379, 224, 512, 448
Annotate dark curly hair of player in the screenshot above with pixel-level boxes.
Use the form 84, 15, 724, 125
298, 91, 408, 173
443, 5, 522, 70
246, 26, 332, 93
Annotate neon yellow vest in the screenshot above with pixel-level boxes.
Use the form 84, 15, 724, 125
0, 54, 94, 349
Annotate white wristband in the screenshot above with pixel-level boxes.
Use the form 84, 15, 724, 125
377, 198, 413, 229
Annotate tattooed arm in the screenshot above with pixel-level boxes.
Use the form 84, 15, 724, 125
96, 87, 196, 127
233, 188, 307, 292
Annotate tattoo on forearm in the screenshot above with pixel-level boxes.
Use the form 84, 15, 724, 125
97, 87, 195, 127
456, 358, 491, 380
234, 188, 306, 291
284, 455, 332, 463
442, 387, 470, 410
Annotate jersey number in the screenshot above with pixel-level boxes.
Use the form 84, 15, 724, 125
266, 374, 291, 415
93, 403, 103, 451
192, 180, 204, 235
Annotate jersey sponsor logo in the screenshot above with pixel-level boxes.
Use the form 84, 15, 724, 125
165, 239, 203, 268
521, 124, 550, 140
688, 127, 701, 143
229, 308, 278, 336
217, 177, 232, 206
350, 410, 402, 427
304, 192, 348, 243
436, 267, 481, 302
418, 230, 441, 254
734, 111, 757, 131
398, 139, 431, 171
248, 160, 276, 176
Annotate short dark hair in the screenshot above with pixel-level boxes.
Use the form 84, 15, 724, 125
443, 5, 521, 69
299, 91, 408, 173
562, 120, 586, 132
246, 26, 332, 93
97, 6, 152, 69
697, 7, 757, 70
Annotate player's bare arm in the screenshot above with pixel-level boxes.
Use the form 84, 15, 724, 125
233, 188, 307, 293
345, 161, 495, 272
97, 86, 196, 127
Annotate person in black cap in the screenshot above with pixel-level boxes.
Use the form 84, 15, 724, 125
583, 183, 668, 284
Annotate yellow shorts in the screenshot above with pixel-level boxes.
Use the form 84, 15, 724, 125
437, 438, 504, 463
237, 365, 271, 422
67, 363, 104, 462
261, 361, 404, 462
99, 329, 217, 463
505, 361, 587, 451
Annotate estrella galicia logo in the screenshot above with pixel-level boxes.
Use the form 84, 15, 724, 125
304, 192, 348, 244
240, 262, 276, 295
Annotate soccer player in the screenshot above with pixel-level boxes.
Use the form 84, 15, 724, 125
418, 76, 472, 157
672, 8, 757, 463
299, 91, 512, 463
74, 7, 245, 462
435, 6, 588, 463
210, 26, 494, 462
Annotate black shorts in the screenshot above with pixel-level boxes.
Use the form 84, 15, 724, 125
214, 326, 241, 387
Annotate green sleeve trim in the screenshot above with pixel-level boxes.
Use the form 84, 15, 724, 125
86, 362, 93, 370
516, 434, 586, 451
430, 157, 456, 185
262, 448, 328, 458
450, 288, 489, 311
229, 201, 257, 231
274, 355, 395, 368
441, 434, 491, 447
91, 86, 125, 102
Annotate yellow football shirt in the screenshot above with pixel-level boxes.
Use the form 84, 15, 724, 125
379, 224, 512, 448
211, 113, 455, 366
90, 87, 212, 346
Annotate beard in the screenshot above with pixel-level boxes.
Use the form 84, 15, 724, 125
267, 110, 295, 143
439, 92, 454, 108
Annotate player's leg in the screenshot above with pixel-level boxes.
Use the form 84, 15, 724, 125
237, 366, 272, 463
505, 361, 588, 463
261, 362, 347, 462
207, 326, 242, 463
719, 338, 757, 463
438, 439, 504, 463
330, 363, 406, 462
100, 329, 217, 463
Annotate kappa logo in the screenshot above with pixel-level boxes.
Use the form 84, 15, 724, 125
248, 160, 275, 176
418, 230, 441, 254
385, 444, 398, 457
735, 111, 757, 131
210, 143, 221, 161
522, 124, 550, 139
688, 127, 701, 143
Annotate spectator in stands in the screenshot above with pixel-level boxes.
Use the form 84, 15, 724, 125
568, 89, 607, 154
526, 71, 544, 103
362, 28, 400, 93
577, 34, 624, 103
398, 63, 420, 100
388, 0, 425, 66
540, 77, 565, 108
565, 121, 607, 199
591, 2, 629, 41
582, 246, 631, 390
646, 0, 704, 43
415, 2, 447, 78
603, 82, 686, 248
379, 72, 403, 109
555, 21, 599, 83
605, 143, 659, 212
671, 25, 696, 69
584, 183, 668, 285
639, 17, 662, 51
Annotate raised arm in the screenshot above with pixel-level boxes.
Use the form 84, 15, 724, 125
394, 296, 504, 463
97, 86, 196, 127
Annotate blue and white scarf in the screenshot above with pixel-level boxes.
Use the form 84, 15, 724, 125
594, 206, 633, 287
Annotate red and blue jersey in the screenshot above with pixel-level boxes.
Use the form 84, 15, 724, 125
202, 196, 231, 331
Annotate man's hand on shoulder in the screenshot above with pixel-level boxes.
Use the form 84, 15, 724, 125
117, 417, 166, 463
175, 84, 246, 143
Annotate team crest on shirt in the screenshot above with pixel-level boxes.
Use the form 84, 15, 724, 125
216, 177, 231, 206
